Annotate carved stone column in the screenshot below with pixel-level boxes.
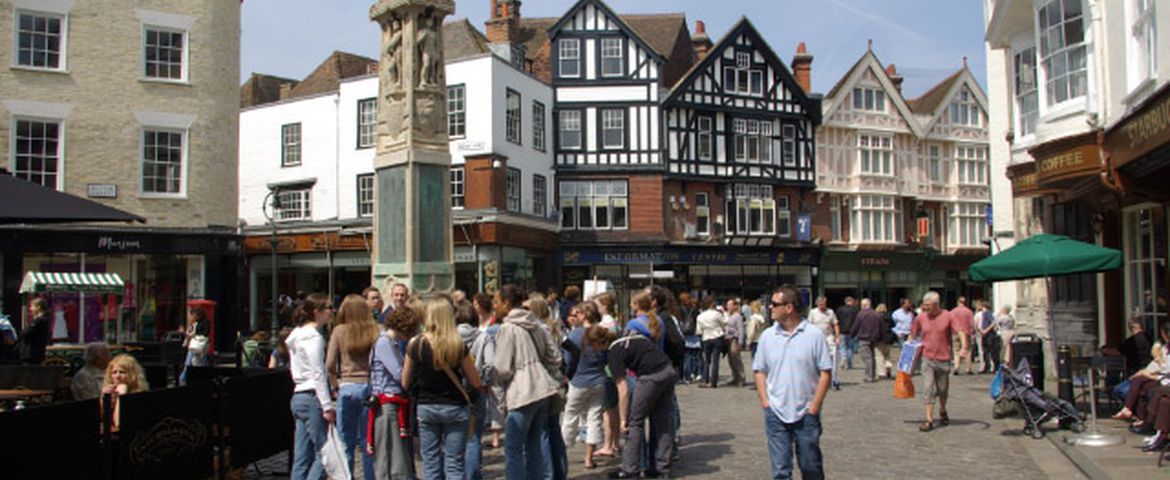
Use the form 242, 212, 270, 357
370, 0, 455, 296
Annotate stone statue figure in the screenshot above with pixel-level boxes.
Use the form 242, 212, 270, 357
383, 17, 402, 90
417, 14, 441, 88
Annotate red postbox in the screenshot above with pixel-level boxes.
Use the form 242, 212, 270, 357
186, 299, 218, 354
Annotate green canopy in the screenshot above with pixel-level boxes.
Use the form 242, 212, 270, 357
19, 271, 125, 294
969, 233, 1122, 283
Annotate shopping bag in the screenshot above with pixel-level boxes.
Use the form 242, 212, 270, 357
897, 340, 921, 374
894, 371, 916, 399
989, 365, 1004, 400
321, 424, 352, 480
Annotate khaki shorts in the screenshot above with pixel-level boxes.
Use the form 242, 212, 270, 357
922, 358, 951, 404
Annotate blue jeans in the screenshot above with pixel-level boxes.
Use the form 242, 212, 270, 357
291, 392, 328, 480
337, 383, 374, 480
505, 398, 549, 480
764, 411, 824, 480
683, 343, 702, 381
841, 335, 858, 369
465, 393, 488, 480
417, 403, 470, 480
541, 410, 567, 480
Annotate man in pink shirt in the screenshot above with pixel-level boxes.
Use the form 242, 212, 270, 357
909, 291, 968, 432
949, 297, 975, 375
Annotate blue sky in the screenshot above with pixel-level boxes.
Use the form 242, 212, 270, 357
241, 0, 987, 98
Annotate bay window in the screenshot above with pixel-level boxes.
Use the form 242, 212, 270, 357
559, 180, 628, 230
1038, 0, 1087, 105
727, 184, 776, 236
858, 134, 893, 176
956, 145, 988, 185
734, 118, 773, 163
949, 203, 988, 247
1014, 47, 1039, 136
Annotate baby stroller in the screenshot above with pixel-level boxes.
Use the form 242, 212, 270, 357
996, 358, 1084, 439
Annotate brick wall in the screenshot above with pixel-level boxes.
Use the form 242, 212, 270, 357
629, 174, 664, 234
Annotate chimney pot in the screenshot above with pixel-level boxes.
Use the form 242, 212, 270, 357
695, 20, 705, 34
885, 64, 897, 76
867, 39, 873, 51
797, 42, 807, 54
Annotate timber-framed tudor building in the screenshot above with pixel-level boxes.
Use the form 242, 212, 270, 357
537, 0, 824, 302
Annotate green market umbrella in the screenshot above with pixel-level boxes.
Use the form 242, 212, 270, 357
968, 233, 1121, 283
969, 233, 1123, 446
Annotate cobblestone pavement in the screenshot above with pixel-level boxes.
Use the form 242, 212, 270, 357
246, 349, 1087, 479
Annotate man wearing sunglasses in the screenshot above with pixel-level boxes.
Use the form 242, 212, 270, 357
753, 286, 832, 480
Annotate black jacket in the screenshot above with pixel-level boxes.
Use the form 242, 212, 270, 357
660, 310, 686, 371
20, 314, 51, 364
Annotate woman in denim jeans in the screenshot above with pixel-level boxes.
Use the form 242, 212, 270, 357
326, 294, 380, 480
402, 299, 485, 480
286, 294, 336, 480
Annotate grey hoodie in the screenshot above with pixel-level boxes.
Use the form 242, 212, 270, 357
493, 309, 561, 410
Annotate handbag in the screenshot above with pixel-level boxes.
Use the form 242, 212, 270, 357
893, 371, 916, 399
188, 335, 209, 354
320, 424, 352, 480
442, 365, 478, 438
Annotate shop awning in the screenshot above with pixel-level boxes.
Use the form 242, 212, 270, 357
19, 271, 126, 294
0, 174, 145, 224
968, 234, 1121, 283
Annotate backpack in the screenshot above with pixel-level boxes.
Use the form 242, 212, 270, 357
680, 306, 699, 336
471, 326, 498, 386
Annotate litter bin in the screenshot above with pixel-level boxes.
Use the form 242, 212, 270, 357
1011, 333, 1045, 390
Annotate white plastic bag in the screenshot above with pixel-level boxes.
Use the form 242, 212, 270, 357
320, 424, 352, 480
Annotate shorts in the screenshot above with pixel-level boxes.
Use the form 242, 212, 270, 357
922, 358, 951, 404
603, 380, 618, 409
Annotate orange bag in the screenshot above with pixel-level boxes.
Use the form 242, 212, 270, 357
894, 371, 916, 399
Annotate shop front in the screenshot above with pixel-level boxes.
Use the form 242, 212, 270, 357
818, 250, 982, 308
0, 226, 242, 348
558, 246, 820, 317
1105, 83, 1170, 345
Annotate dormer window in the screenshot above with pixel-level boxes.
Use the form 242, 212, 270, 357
949, 89, 982, 127
600, 37, 624, 77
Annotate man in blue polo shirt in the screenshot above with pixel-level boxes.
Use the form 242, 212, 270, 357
753, 286, 833, 480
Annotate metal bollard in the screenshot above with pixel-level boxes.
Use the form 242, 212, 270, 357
1057, 345, 1074, 403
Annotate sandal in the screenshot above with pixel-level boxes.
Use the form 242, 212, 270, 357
940, 411, 950, 426
919, 421, 934, 432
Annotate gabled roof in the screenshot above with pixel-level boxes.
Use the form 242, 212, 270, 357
821, 49, 924, 137
285, 51, 378, 100
546, 0, 671, 63
907, 70, 963, 115
908, 66, 989, 132
518, 13, 687, 63
443, 18, 492, 61
664, 17, 821, 124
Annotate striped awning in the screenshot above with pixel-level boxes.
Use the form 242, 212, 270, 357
19, 271, 125, 294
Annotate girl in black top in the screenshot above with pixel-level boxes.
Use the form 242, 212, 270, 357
586, 326, 676, 479
402, 299, 484, 480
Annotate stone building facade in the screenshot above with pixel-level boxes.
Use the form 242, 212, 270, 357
0, 0, 242, 347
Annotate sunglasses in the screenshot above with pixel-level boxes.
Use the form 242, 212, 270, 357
770, 301, 791, 308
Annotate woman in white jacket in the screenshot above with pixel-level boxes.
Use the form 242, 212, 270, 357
286, 293, 336, 480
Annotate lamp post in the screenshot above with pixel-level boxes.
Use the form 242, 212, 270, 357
262, 190, 282, 335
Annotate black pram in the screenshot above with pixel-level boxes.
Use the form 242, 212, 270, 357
998, 358, 1084, 439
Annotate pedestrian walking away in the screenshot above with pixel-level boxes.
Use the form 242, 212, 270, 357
696, 298, 726, 388
834, 297, 859, 371
724, 299, 747, 387
909, 291, 968, 432
754, 286, 832, 480
850, 299, 882, 383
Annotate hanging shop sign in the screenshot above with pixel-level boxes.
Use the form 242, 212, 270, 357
1107, 83, 1170, 171
1029, 132, 1099, 187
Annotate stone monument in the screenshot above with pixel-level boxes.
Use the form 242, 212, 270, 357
370, 0, 456, 296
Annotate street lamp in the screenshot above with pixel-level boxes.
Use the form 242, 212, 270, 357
262, 189, 283, 335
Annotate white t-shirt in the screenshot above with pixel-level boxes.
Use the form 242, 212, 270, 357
807, 307, 838, 340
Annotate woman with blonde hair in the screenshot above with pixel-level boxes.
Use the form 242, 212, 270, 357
624, 291, 661, 347
745, 300, 767, 357
594, 293, 619, 333
526, 294, 573, 480
402, 299, 484, 480
326, 294, 380, 480
101, 354, 149, 432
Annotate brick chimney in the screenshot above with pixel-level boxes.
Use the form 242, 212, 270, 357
486, 0, 521, 45
885, 64, 903, 95
792, 42, 813, 93
691, 20, 713, 62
